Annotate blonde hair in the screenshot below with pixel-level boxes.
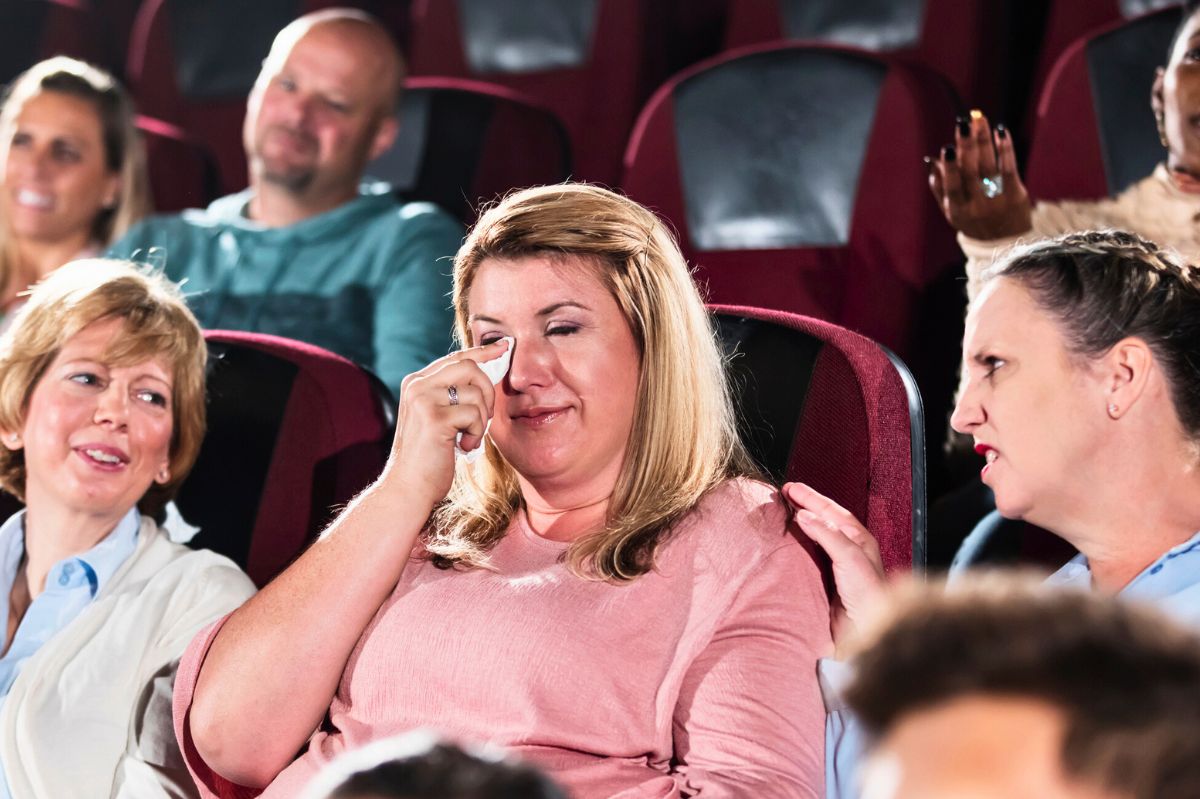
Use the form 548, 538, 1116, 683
0, 58, 151, 298
0, 259, 206, 519
426, 183, 757, 581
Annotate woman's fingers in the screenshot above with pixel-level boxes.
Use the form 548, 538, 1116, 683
996, 124, 1020, 180
973, 112, 998, 177
784, 482, 886, 579
939, 148, 967, 208
955, 115, 980, 186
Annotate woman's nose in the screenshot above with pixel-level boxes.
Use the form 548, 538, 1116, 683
93, 386, 130, 428
504, 338, 553, 391
949, 381, 984, 434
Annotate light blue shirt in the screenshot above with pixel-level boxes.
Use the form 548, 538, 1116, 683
0, 508, 139, 798
825, 529, 1200, 799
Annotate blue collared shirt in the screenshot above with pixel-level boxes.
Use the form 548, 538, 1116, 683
1048, 529, 1200, 626
0, 508, 139, 798
825, 529, 1200, 799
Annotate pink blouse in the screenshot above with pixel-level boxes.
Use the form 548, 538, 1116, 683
174, 479, 832, 797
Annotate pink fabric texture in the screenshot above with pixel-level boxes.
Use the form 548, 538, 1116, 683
174, 479, 832, 797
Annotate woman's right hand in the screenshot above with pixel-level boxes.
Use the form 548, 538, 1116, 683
928, 111, 1033, 241
386, 338, 510, 507
783, 482, 887, 647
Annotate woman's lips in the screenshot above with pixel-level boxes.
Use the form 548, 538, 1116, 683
974, 443, 998, 478
511, 407, 569, 427
74, 444, 129, 471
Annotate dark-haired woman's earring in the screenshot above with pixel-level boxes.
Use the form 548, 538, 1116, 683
1157, 114, 1169, 148
1107, 403, 1120, 418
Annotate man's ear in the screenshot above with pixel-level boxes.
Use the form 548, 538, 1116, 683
368, 114, 400, 162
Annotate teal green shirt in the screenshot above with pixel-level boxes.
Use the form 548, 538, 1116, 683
112, 181, 462, 394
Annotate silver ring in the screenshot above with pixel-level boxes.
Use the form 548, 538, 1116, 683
447, 385, 458, 406
981, 174, 1004, 199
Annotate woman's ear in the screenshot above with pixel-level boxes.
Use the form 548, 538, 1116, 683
1103, 337, 1153, 419
1152, 66, 1166, 117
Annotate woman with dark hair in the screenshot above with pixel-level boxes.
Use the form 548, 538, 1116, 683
927, 1, 1200, 300
791, 229, 1200, 796
0, 57, 151, 330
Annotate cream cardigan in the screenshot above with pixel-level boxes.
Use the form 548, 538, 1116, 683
0, 515, 255, 798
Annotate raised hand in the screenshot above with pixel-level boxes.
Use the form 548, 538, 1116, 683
783, 481, 887, 645
928, 110, 1032, 241
387, 338, 511, 507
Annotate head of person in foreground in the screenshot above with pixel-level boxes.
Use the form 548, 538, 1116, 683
845, 575, 1200, 799
303, 731, 567, 799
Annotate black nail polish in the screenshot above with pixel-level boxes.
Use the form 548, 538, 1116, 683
944, 145, 956, 162
996, 123, 1008, 139
957, 117, 970, 137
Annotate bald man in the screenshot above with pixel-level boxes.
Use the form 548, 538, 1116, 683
114, 9, 460, 392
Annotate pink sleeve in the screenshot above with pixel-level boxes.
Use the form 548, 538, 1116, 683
671, 539, 832, 798
172, 613, 265, 799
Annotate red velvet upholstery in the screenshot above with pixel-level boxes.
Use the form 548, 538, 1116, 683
136, 115, 221, 212
722, 0, 1006, 109
623, 43, 960, 360
1025, 7, 1179, 202
1031, 0, 1179, 114
176, 331, 393, 587
407, 0, 657, 185
371, 77, 571, 222
712, 305, 924, 573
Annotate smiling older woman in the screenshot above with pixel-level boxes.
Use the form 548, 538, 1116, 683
0, 259, 254, 797
176, 184, 833, 798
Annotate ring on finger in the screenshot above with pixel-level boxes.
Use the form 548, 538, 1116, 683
447, 385, 459, 406
981, 174, 1004, 199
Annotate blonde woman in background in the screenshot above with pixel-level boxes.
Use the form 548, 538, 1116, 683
0, 57, 150, 330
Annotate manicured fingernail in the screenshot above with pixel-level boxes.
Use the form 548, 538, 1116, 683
996, 123, 1008, 139
956, 116, 970, 136
969, 108, 983, 121
944, 145, 956, 162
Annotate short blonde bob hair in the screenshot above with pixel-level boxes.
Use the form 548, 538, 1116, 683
0, 259, 206, 519
426, 183, 757, 581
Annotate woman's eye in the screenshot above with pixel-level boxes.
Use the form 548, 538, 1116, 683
1186, 47, 1200, 61
983, 356, 1006, 378
9, 132, 30, 149
135, 389, 168, 408
478, 335, 503, 345
68, 372, 101, 387
547, 324, 579, 337
51, 143, 81, 164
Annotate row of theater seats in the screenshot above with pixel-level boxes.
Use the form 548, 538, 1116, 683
6, 0, 1185, 191
79, 308, 920, 589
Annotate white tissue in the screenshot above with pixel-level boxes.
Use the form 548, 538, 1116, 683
456, 336, 514, 463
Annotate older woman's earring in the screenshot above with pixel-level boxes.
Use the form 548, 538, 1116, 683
1108, 403, 1120, 418
157, 468, 170, 482
1157, 113, 1169, 148
6, 434, 18, 445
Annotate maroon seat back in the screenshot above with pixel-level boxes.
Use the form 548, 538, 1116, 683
722, 0, 1006, 109
369, 77, 571, 222
175, 331, 393, 587
1032, 0, 1181, 117
1026, 6, 1180, 202
0, 0, 106, 83
407, 0, 656, 185
712, 305, 925, 573
137, 115, 222, 212
622, 42, 960, 360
